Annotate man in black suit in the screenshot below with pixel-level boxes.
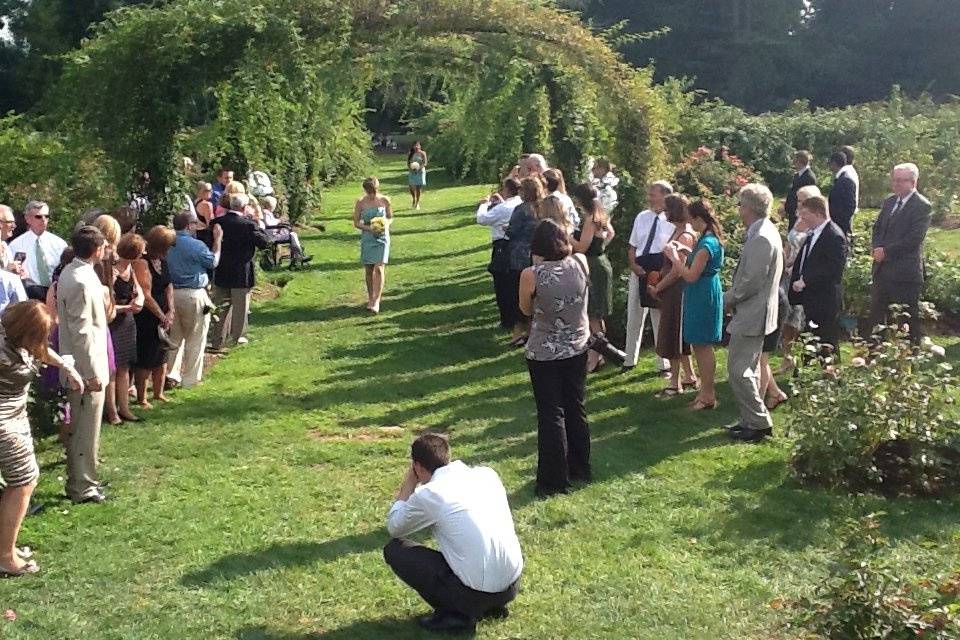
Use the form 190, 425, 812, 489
209, 193, 270, 352
870, 163, 933, 343
789, 195, 848, 352
827, 151, 857, 237
784, 150, 817, 229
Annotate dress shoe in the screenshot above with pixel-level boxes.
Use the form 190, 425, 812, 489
730, 427, 772, 443
480, 606, 509, 620
417, 611, 476, 635
618, 365, 635, 375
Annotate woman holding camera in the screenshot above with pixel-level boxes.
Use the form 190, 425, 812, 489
0, 301, 83, 576
519, 220, 591, 498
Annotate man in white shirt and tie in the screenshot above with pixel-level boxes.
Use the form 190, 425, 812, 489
477, 178, 523, 331
622, 180, 676, 374
6, 201, 67, 300
385, 434, 523, 635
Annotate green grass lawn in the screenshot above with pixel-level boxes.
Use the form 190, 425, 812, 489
2, 156, 959, 639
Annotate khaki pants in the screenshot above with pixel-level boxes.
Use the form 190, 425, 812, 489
624, 272, 670, 370
727, 333, 772, 431
210, 286, 251, 349
167, 288, 212, 387
66, 389, 105, 502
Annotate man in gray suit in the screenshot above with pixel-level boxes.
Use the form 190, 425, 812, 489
870, 163, 933, 343
723, 184, 784, 443
57, 226, 111, 503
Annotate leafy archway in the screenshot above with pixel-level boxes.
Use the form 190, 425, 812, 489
59, 0, 669, 220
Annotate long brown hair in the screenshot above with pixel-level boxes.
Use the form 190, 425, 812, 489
519, 176, 546, 204
569, 183, 608, 227
688, 199, 726, 245
663, 193, 689, 224
1, 300, 53, 360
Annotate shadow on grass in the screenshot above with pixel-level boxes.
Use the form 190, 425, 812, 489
289, 243, 488, 274
236, 618, 424, 640
182, 530, 385, 586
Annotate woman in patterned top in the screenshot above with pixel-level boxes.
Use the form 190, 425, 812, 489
0, 301, 82, 576
519, 220, 591, 498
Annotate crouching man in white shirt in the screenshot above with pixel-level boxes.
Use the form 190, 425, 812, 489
385, 434, 523, 635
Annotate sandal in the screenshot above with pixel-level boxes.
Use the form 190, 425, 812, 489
689, 398, 718, 411
681, 378, 701, 392
588, 356, 606, 374
654, 387, 683, 399
509, 336, 527, 348
17, 546, 33, 561
0, 559, 39, 578
765, 392, 789, 411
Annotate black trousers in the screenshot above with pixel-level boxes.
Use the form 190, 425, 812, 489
490, 267, 519, 329
803, 303, 840, 352
869, 276, 922, 343
383, 538, 518, 620
526, 351, 590, 495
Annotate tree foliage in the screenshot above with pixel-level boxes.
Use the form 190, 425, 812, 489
54, 0, 668, 221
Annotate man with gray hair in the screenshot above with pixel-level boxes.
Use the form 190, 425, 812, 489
622, 180, 676, 374
6, 201, 67, 300
869, 162, 932, 343
0, 204, 18, 270
208, 193, 270, 353
724, 183, 784, 443
521, 153, 549, 178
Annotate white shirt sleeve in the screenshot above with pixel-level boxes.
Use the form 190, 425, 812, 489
628, 213, 645, 250
386, 487, 439, 538
476, 203, 496, 226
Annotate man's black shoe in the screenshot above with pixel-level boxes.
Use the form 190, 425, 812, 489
618, 365, 635, 375
417, 612, 476, 635
730, 427, 772, 443
725, 422, 746, 435
301, 255, 313, 264
480, 606, 509, 620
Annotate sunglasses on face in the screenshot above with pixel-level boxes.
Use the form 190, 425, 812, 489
33, 214, 49, 219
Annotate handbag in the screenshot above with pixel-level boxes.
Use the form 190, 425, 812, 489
635, 215, 664, 308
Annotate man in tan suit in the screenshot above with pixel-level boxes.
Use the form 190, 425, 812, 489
723, 184, 784, 443
56, 226, 110, 503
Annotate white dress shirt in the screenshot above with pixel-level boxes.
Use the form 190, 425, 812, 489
628, 209, 674, 257
0, 269, 27, 314
387, 460, 524, 593
476, 196, 521, 242
552, 191, 581, 229
6, 230, 67, 286
0, 240, 9, 269
798, 218, 830, 273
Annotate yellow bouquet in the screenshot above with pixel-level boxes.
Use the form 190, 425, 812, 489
370, 216, 390, 235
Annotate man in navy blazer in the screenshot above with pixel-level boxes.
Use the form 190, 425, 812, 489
784, 150, 817, 229
869, 163, 933, 343
827, 151, 857, 237
788, 195, 848, 351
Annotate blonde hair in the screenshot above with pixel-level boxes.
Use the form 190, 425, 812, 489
93, 214, 121, 247
1, 300, 53, 360
536, 195, 569, 230
796, 185, 822, 204
225, 181, 246, 196
196, 181, 212, 196
262, 195, 278, 211
362, 177, 380, 195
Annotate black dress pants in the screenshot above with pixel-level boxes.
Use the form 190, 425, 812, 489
869, 276, 923, 343
490, 268, 519, 329
526, 351, 590, 495
383, 538, 519, 620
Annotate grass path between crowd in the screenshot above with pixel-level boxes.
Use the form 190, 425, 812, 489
3, 156, 960, 639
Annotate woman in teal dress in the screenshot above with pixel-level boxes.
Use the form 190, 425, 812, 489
407, 141, 428, 210
353, 177, 393, 314
663, 199, 725, 411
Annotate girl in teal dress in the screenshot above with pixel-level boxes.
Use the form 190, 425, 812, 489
407, 141, 428, 210
353, 177, 393, 314
663, 199, 725, 411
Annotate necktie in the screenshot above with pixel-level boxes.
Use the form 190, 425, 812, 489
891, 199, 904, 217
35, 236, 51, 286
798, 235, 812, 273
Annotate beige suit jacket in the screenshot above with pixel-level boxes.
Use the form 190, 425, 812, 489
56, 258, 109, 386
724, 217, 784, 337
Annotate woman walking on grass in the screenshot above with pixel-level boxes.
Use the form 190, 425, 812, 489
354, 177, 393, 314
407, 141, 428, 210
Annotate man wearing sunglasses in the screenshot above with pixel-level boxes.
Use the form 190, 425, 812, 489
0, 205, 17, 270
6, 201, 67, 301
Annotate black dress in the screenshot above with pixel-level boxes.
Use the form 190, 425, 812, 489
134, 259, 171, 370
110, 269, 138, 368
